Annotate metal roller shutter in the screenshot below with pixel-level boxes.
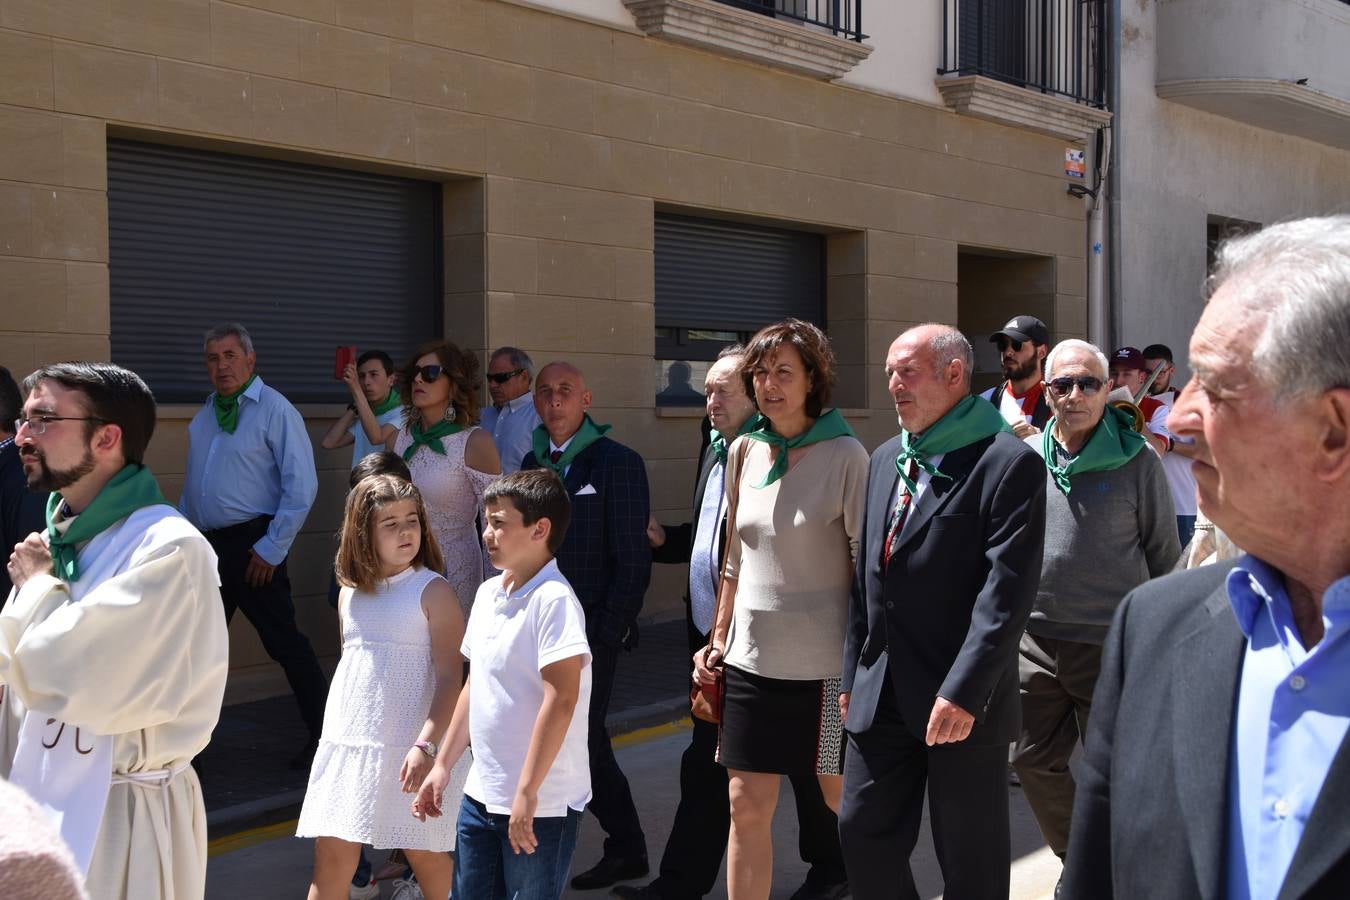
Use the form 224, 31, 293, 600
654, 213, 823, 334
107, 139, 440, 404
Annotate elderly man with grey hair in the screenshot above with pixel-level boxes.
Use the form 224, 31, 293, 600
479, 346, 540, 474
180, 322, 325, 769
1012, 338, 1179, 884
1062, 215, 1350, 899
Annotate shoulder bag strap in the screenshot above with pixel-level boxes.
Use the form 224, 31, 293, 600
700, 440, 747, 667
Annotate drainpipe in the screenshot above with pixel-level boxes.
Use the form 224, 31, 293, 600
1087, 125, 1110, 350
1107, 0, 1123, 350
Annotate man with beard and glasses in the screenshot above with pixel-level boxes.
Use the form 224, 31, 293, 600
0, 366, 47, 603
980, 316, 1052, 439
0, 361, 228, 900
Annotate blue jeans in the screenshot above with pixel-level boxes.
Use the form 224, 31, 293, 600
1177, 515, 1197, 550
454, 794, 582, 900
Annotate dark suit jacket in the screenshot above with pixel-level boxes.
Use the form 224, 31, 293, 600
522, 436, 652, 650
0, 441, 48, 601
1062, 562, 1350, 900
842, 429, 1046, 744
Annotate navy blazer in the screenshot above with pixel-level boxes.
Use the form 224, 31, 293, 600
1063, 562, 1350, 900
0, 441, 48, 601
842, 429, 1046, 744
522, 436, 652, 650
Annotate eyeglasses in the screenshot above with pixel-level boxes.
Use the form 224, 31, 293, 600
996, 338, 1025, 353
486, 368, 525, 384
14, 415, 108, 436
1046, 376, 1104, 398
413, 364, 444, 383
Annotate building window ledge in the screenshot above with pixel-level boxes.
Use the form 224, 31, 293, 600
623, 0, 873, 81
935, 74, 1112, 144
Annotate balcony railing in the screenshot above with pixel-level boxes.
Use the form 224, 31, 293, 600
715, 0, 867, 42
938, 0, 1106, 107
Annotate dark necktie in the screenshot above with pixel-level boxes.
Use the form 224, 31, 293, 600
549, 450, 563, 464
882, 460, 918, 569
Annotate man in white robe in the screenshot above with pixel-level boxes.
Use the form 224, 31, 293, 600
0, 362, 229, 900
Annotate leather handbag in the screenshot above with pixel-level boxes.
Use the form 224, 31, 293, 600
689, 444, 745, 725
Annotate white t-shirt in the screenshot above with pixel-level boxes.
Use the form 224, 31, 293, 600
348, 405, 405, 469
1146, 396, 1198, 516
461, 559, 592, 816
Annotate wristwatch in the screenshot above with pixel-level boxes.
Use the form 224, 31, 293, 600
414, 739, 438, 759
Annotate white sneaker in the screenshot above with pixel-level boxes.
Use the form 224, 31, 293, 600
348, 880, 380, 900
389, 876, 425, 900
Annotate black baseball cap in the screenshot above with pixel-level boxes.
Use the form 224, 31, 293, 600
989, 315, 1051, 347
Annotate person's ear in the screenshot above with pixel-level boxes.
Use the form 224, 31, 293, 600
1314, 388, 1350, 483
534, 517, 552, 544
93, 422, 122, 455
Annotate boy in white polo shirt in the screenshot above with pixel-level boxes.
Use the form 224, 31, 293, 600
413, 468, 591, 900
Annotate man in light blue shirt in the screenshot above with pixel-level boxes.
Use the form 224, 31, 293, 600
1061, 215, 1350, 899
479, 346, 540, 474
181, 322, 326, 769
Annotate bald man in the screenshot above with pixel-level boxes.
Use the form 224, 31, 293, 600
839, 325, 1047, 900
520, 361, 653, 890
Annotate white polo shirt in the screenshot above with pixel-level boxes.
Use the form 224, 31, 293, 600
462, 558, 592, 816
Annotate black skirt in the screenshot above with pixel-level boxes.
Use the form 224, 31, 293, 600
718, 664, 844, 776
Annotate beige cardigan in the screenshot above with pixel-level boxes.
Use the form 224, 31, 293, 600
722, 433, 869, 680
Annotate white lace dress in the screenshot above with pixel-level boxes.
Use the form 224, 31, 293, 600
394, 426, 498, 620
297, 566, 470, 850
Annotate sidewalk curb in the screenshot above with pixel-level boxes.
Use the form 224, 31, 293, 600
206, 694, 691, 842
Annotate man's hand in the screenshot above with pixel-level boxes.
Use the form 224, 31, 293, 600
925, 696, 975, 746
509, 787, 539, 855
839, 691, 850, 726
411, 763, 450, 821
341, 362, 360, 394
399, 746, 433, 793
1011, 421, 1041, 440
647, 515, 666, 548
7, 533, 52, 589
245, 550, 276, 588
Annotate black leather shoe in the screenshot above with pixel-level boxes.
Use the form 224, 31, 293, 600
288, 736, 319, 771
571, 855, 649, 890
788, 879, 850, 900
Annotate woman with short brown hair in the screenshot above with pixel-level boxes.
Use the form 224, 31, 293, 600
695, 319, 868, 900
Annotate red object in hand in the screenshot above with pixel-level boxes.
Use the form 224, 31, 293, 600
334, 346, 356, 380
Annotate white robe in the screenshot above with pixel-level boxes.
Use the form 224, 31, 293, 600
0, 505, 229, 900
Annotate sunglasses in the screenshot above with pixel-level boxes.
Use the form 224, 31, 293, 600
414, 364, 444, 383
486, 368, 525, 384
996, 338, 1025, 353
1047, 375, 1104, 398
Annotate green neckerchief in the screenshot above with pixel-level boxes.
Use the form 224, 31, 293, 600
896, 394, 1011, 494
373, 389, 402, 417
212, 374, 258, 434
709, 413, 765, 465
402, 417, 464, 461
47, 464, 169, 582
532, 415, 611, 476
741, 408, 855, 488
1042, 405, 1147, 495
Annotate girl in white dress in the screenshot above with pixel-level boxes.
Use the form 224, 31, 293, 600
298, 474, 470, 900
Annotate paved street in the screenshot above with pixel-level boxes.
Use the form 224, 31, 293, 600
206, 723, 1060, 900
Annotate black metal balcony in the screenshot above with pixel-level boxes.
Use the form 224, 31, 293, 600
938, 0, 1106, 107
715, 0, 867, 42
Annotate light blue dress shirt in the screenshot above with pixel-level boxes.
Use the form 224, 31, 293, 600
180, 376, 319, 565
479, 393, 541, 474
1226, 555, 1350, 900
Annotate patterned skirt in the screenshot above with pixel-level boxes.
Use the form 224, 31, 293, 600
717, 664, 844, 776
